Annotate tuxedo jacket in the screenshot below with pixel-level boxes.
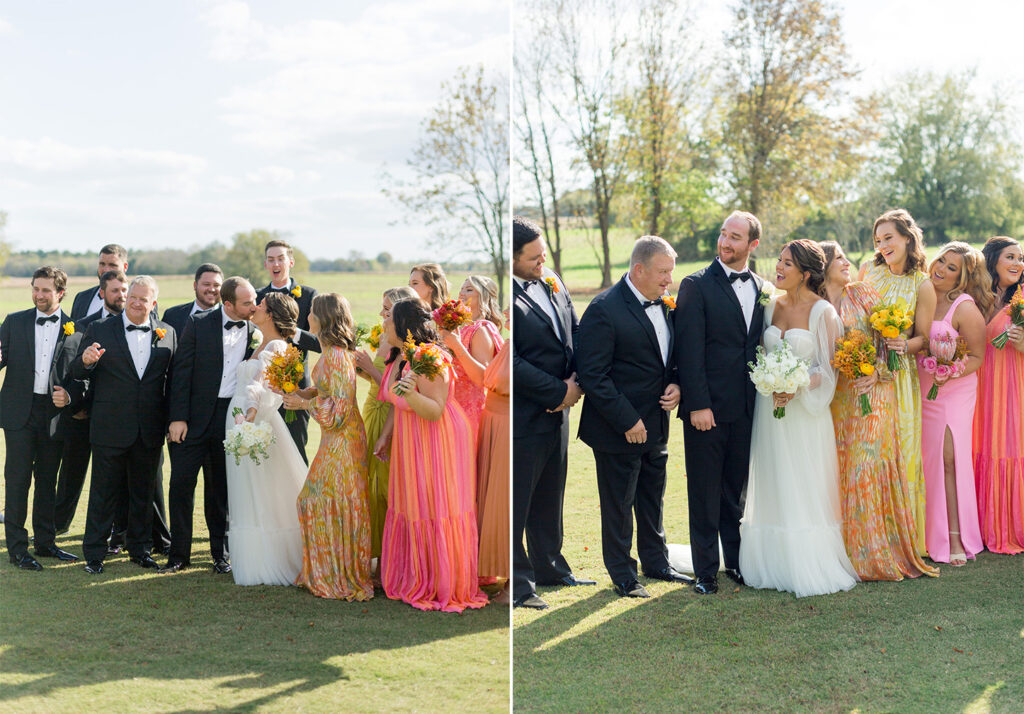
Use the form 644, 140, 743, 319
161, 302, 199, 337
0, 307, 73, 430
70, 286, 100, 321
673, 260, 766, 424
256, 279, 317, 331
512, 269, 578, 436
577, 277, 677, 454
50, 309, 108, 438
168, 306, 257, 441
71, 313, 176, 449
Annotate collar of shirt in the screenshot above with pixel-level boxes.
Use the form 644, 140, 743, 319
191, 301, 213, 315
269, 278, 294, 292
624, 273, 659, 308
717, 257, 751, 280
35, 308, 61, 323
122, 311, 149, 332
221, 307, 245, 329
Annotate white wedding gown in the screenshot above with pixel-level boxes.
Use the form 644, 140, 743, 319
225, 340, 306, 586
738, 299, 857, 597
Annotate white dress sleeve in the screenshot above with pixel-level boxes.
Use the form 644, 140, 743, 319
798, 300, 842, 415
245, 340, 285, 415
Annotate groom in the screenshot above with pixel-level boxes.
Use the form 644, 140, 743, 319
674, 211, 765, 595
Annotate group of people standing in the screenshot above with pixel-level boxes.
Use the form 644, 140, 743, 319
2, 242, 510, 613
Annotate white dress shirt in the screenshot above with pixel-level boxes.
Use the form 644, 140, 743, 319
220, 308, 248, 398
33, 310, 62, 394
515, 275, 560, 335
625, 275, 671, 365
122, 312, 152, 379
718, 258, 756, 330
190, 301, 213, 317
86, 288, 105, 319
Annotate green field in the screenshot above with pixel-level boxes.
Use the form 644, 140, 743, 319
0, 271, 510, 714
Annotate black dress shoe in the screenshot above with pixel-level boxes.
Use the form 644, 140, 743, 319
130, 554, 162, 570
106, 544, 124, 555
613, 580, 651, 598
11, 554, 43, 570
693, 576, 718, 595
723, 568, 745, 586
35, 545, 80, 562
212, 558, 232, 574
151, 543, 170, 556
513, 593, 549, 610
162, 559, 188, 573
84, 560, 104, 574
537, 574, 597, 587
643, 566, 695, 585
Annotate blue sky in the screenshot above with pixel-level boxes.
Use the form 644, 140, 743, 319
0, 0, 508, 260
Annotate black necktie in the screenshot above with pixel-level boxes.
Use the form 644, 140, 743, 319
36, 314, 59, 325
224, 321, 245, 330
126, 324, 150, 332
729, 271, 751, 283
641, 299, 661, 309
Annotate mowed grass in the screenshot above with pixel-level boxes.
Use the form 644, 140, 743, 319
514, 236, 1024, 712
0, 270, 509, 713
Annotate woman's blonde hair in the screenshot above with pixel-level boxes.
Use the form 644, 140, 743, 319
464, 275, 503, 329
310, 293, 355, 350
928, 242, 994, 317
383, 286, 417, 307
410, 263, 450, 310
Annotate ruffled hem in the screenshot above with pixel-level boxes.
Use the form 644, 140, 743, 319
295, 496, 374, 601
740, 522, 858, 598
974, 455, 1024, 554
228, 525, 303, 586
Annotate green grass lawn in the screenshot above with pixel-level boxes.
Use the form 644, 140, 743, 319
0, 270, 509, 713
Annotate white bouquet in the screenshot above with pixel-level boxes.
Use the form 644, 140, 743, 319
223, 410, 276, 465
748, 341, 811, 418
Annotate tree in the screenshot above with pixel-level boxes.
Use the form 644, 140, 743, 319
0, 211, 12, 273
220, 229, 309, 285
383, 65, 509, 303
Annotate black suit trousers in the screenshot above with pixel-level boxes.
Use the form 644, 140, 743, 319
84, 438, 161, 561
167, 398, 231, 562
512, 422, 572, 599
110, 451, 171, 550
3, 395, 61, 557
54, 417, 91, 532
281, 405, 309, 465
683, 417, 752, 579
593, 443, 670, 584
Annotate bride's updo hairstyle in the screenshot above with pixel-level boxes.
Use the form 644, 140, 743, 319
310, 292, 355, 350
386, 298, 442, 365
262, 292, 299, 339
784, 239, 828, 297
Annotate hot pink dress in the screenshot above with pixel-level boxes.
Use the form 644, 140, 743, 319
452, 320, 504, 433
918, 293, 983, 562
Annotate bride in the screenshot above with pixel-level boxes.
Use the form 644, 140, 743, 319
226, 292, 306, 586
738, 240, 858, 598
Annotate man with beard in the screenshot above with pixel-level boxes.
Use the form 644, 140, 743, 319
70, 245, 129, 320
161, 264, 224, 335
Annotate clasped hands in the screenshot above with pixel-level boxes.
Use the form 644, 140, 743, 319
546, 373, 583, 413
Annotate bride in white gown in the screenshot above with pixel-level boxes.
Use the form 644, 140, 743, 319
226, 293, 306, 586
738, 240, 858, 598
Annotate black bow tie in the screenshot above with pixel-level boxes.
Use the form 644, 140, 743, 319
269, 285, 291, 293
225, 321, 245, 330
36, 314, 59, 325
126, 324, 150, 332
729, 271, 752, 283
641, 299, 663, 309
522, 280, 539, 289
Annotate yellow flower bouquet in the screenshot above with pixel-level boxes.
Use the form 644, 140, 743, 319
869, 300, 914, 372
832, 329, 877, 415
394, 330, 448, 396
263, 343, 305, 422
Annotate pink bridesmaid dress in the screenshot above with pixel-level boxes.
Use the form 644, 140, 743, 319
918, 293, 983, 562
452, 319, 504, 433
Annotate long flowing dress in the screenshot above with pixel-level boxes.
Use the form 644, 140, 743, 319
739, 299, 858, 597
295, 346, 374, 600
864, 263, 929, 556
378, 359, 488, 612
973, 293, 1024, 554
452, 319, 504, 434
831, 282, 938, 580
477, 340, 510, 580
361, 351, 391, 559
918, 294, 983, 562
225, 340, 306, 586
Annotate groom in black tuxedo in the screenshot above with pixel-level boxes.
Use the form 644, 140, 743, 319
578, 237, 693, 598
165, 276, 258, 574
674, 211, 766, 594
512, 216, 594, 610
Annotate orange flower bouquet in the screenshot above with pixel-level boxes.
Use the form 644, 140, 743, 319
432, 300, 472, 331
869, 301, 914, 372
991, 285, 1024, 349
832, 329, 877, 416
263, 343, 305, 422
395, 330, 448, 396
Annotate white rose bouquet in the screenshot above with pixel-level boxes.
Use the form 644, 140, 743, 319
223, 409, 276, 465
748, 341, 811, 418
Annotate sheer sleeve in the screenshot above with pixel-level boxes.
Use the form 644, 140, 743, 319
798, 300, 842, 415
246, 340, 285, 415
312, 348, 357, 431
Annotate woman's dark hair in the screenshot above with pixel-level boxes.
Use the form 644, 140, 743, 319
386, 298, 442, 365
783, 239, 828, 297
872, 208, 928, 275
982, 236, 1022, 306
818, 240, 842, 280
310, 292, 355, 350
262, 291, 299, 339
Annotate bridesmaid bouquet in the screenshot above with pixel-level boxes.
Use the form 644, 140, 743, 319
263, 343, 304, 422
991, 286, 1024, 349
223, 411, 276, 466
869, 301, 914, 372
354, 323, 383, 350
394, 330, 449, 396
918, 334, 968, 400
832, 329, 876, 416
432, 300, 473, 331
748, 342, 811, 419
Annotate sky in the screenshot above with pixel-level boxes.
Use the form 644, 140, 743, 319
0, 0, 509, 260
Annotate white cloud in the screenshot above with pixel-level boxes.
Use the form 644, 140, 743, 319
245, 165, 296, 186
0, 17, 13, 34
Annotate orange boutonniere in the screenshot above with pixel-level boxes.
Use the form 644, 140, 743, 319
543, 276, 559, 294
291, 285, 302, 299
661, 296, 676, 310
154, 327, 167, 340
63, 322, 75, 336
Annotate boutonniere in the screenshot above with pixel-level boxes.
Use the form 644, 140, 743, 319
291, 285, 302, 299
154, 327, 167, 340
661, 295, 676, 311
63, 321, 75, 336
249, 328, 263, 351
543, 276, 559, 294
757, 284, 773, 307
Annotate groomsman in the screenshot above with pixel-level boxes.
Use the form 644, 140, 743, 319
72, 276, 176, 574
165, 277, 258, 573
512, 216, 594, 610
70, 245, 129, 320
255, 239, 317, 462
675, 211, 766, 594
1, 267, 78, 569
161, 263, 224, 335
578, 237, 692, 597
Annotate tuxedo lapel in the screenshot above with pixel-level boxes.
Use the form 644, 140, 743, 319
22, 310, 35, 368
49, 312, 72, 372
514, 281, 563, 343
748, 273, 766, 339
710, 261, 746, 333
618, 280, 663, 364
108, 316, 137, 381
244, 320, 256, 359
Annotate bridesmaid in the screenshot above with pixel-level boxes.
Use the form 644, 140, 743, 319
409, 262, 450, 311
974, 236, 1024, 554
919, 243, 989, 565
821, 241, 937, 581
477, 323, 511, 603
439, 276, 505, 434
377, 299, 488, 612
860, 208, 936, 556
354, 286, 418, 567
285, 293, 374, 599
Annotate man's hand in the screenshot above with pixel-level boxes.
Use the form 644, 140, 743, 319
690, 408, 716, 431
168, 421, 188, 443
625, 418, 647, 444
659, 383, 680, 411
52, 385, 70, 408
83, 342, 105, 366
